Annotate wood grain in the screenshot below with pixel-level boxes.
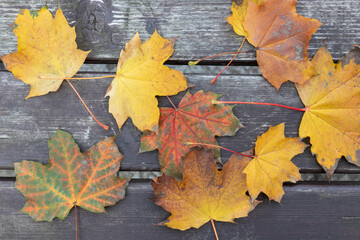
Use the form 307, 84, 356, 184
1, 71, 359, 173
0, 180, 359, 239
0, 1, 359, 239
0, 0, 359, 62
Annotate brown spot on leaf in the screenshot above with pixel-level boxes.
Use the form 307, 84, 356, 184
295, 45, 305, 60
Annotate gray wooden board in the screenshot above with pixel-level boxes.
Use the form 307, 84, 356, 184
1, 71, 360, 173
0, 0, 360, 62
0, 180, 359, 240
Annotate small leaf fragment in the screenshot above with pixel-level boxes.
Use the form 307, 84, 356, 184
14, 129, 130, 222
188, 60, 200, 66
226, 0, 264, 37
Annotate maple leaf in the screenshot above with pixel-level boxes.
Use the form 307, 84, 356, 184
105, 30, 188, 132
227, 0, 322, 89
152, 148, 255, 231
242, 123, 306, 202
226, 0, 264, 37
140, 90, 242, 178
14, 129, 130, 221
1, 6, 89, 99
296, 44, 360, 177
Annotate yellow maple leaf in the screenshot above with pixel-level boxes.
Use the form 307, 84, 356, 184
296, 44, 360, 177
152, 149, 255, 231
226, 0, 264, 37
243, 123, 307, 202
105, 30, 188, 132
1, 6, 89, 99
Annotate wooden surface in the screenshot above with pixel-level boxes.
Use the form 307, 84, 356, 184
1, 0, 360, 239
0, 180, 359, 240
1, 70, 360, 173
0, 0, 360, 62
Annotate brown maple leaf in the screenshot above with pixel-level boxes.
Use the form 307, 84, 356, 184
227, 0, 322, 89
152, 148, 256, 231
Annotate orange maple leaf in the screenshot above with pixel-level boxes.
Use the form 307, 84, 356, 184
296, 44, 360, 177
227, 0, 322, 89
140, 90, 242, 179
105, 30, 188, 132
152, 149, 256, 231
14, 129, 130, 221
1, 6, 89, 99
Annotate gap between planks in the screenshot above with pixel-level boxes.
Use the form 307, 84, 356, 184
0, 169, 360, 181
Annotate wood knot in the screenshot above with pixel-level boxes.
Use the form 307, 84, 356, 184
146, 20, 156, 34
76, 0, 114, 44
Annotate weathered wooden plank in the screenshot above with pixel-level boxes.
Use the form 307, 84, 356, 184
2, 168, 360, 181
1, 71, 360, 173
0, 180, 359, 239
0, 0, 359, 61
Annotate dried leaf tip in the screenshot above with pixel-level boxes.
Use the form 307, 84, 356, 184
188, 60, 199, 66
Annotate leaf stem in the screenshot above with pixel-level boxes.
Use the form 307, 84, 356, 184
210, 219, 220, 240
186, 142, 254, 158
188, 50, 254, 66
214, 100, 306, 112
66, 80, 110, 130
166, 96, 177, 109
38, 75, 116, 80
211, 37, 246, 85
74, 203, 78, 240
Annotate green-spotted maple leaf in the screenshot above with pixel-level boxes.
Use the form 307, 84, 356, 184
140, 90, 242, 178
14, 129, 130, 221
